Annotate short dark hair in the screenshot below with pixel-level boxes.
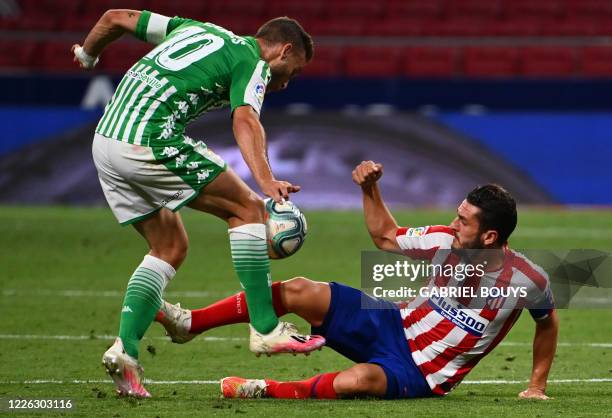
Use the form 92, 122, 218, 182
255, 17, 314, 62
466, 184, 517, 245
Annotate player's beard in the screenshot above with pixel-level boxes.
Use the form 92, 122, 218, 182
451, 235, 486, 260
268, 64, 291, 92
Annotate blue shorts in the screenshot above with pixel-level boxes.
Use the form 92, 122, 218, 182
311, 282, 433, 399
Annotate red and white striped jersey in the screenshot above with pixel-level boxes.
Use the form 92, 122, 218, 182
395, 225, 553, 395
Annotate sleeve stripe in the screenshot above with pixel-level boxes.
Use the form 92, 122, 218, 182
397, 232, 453, 251
511, 255, 548, 290
395, 225, 455, 251
242, 60, 266, 115
135, 10, 151, 41
146, 13, 171, 44
396, 227, 408, 236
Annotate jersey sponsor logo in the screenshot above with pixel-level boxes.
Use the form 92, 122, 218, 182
428, 295, 489, 337
405, 226, 427, 237
126, 69, 163, 89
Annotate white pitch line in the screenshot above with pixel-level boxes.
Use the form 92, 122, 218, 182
500, 341, 612, 348
463, 378, 612, 385
0, 379, 219, 385
3, 290, 611, 308
1, 289, 225, 298
0, 334, 246, 342
0, 334, 610, 347
1, 378, 611, 385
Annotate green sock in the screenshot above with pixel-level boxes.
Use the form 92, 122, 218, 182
118, 255, 175, 358
229, 223, 278, 334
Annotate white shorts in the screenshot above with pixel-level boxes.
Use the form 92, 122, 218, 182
92, 133, 226, 225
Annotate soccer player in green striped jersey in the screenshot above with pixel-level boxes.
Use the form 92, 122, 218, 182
72, 9, 324, 397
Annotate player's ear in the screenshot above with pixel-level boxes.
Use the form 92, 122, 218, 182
281, 43, 293, 60
482, 230, 498, 247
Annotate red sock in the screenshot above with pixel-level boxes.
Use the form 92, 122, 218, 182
265, 372, 339, 399
187, 281, 287, 334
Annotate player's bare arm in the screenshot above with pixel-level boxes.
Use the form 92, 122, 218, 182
519, 310, 559, 400
352, 161, 401, 252
71, 9, 141, 69
232, 105, 300, 203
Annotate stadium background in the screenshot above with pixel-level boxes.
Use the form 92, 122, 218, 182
1, 0, 611, 416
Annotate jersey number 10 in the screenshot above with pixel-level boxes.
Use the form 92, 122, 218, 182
145, 26, 225, 72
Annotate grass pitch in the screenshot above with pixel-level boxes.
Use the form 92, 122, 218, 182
1, 206, 611, 417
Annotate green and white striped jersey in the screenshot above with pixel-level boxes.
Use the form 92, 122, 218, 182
95, 10, 271, 147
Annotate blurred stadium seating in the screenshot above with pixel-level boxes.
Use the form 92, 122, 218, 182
1, 0, 610, 206
1, 0, 612, 77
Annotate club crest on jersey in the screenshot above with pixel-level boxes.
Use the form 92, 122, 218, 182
406, 227, 427, 237
486, 295, 506, 310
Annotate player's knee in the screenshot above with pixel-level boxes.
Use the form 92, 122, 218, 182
232, 192, 265, 224
283, 276, 314, 298
282, 277, 326, 313
335, 365, 383, 396
352, 370, 375, 393
170, 241, 188, 266
152, 236, 188, 268
244, 192, 265, 222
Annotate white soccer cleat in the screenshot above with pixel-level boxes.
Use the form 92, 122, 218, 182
249, 321, 325, 356
157, 301, 196, 344
102, 338, 151, 398
221, 377, 267, 398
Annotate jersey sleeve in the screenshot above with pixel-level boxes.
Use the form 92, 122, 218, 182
135, 11, 195, 44
395, 225, 455, 261
527, 277, 555, 321
513, 256, 555, 320
230, 60, 271, 116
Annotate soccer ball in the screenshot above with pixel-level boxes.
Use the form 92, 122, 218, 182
264, 198, 307, 259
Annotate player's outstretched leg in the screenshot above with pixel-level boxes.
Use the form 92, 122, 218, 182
187, 170, 324, 355
221, 363, 387, 399
157, 279, 325, 353
103, 209, 186, 397
156, 281, 287, 343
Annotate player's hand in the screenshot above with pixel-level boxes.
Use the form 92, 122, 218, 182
71, 44, 99, 69
260, 179, 301, 204
518, 387, 551, 400
352, 161, 383, 187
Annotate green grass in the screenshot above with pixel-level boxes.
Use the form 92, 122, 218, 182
1, 206, 611, 417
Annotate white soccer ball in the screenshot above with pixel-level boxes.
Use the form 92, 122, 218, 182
264, 198, 308, 259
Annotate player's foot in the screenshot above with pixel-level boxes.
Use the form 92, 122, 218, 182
102, 338, 151, 398
249, 321, 325, 356
221, 377, 267, 398
157, 301, 196, 344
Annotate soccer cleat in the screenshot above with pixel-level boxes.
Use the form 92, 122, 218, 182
221, 377, 267, 398
102, 338, 151, 398
249, 321, 325, 355
157, 301, 196, 344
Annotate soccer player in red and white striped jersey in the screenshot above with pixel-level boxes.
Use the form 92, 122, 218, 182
158, 161, 558, 401
396, 224, 554, 395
